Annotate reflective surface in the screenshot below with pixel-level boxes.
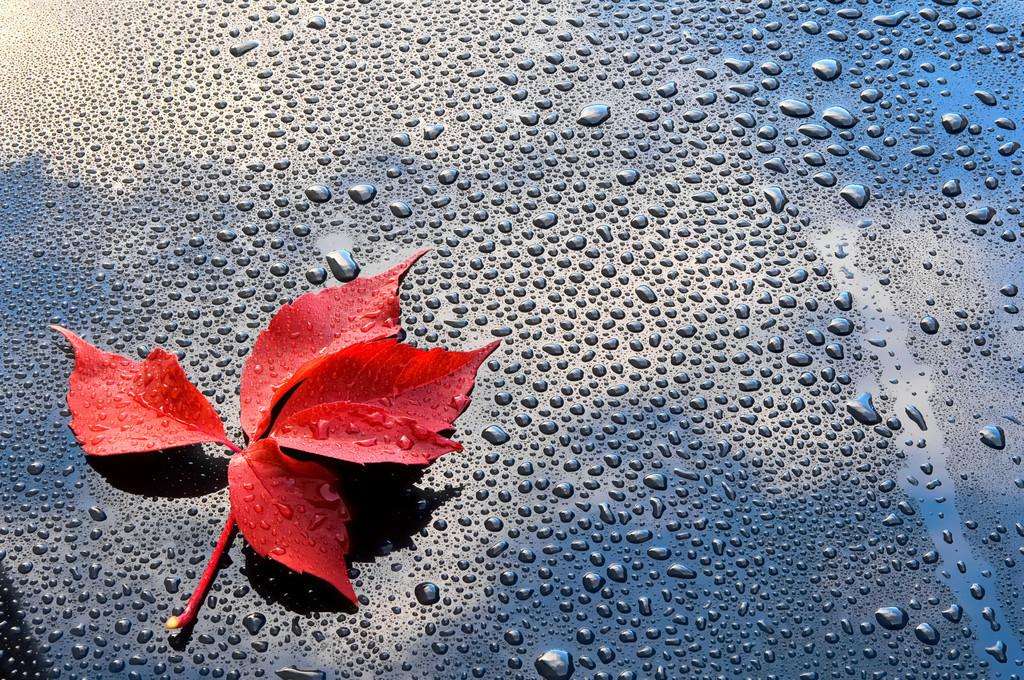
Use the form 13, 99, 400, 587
2, 0, 1024, 678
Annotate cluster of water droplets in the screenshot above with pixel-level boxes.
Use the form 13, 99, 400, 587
2, 0, 1024, 678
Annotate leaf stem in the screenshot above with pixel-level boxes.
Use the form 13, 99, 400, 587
223, 440, 243, 454
166, 512, 235, 631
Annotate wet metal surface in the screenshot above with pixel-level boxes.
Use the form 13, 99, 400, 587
2, 0, 1024, 678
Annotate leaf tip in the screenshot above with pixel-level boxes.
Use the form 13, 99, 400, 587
50, 324, 75, 341
50, 325, 89, 355
392, 248, 430, 278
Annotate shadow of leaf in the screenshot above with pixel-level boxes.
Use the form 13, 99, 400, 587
241, 459, 460, 614
243, 547, 356, 616
338, 463, 461, 562
87, 445, 228, 498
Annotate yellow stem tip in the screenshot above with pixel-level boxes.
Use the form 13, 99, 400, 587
165, 616, 181, 630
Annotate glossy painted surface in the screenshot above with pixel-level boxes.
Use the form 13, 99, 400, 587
2, 0, 1024, 677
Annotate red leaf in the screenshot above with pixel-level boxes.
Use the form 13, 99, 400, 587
269, 338, 497, 463
228, 438, 356, 602
238, 250, 427, 440
52, 249, 498, 626
273, 401, 462, 465
276, 338, 498, 430
52, 325, 233, 456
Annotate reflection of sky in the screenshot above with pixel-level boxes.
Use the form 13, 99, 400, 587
818, 218, 1024, 670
